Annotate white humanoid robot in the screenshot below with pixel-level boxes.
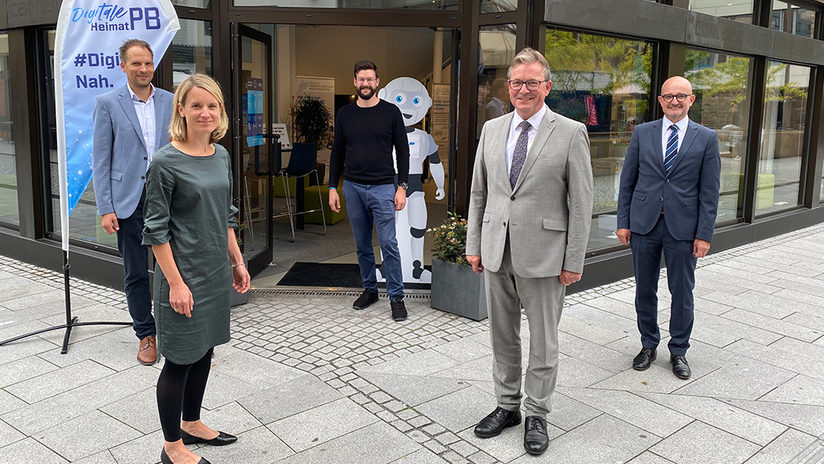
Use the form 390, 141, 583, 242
376, 77, 445, 284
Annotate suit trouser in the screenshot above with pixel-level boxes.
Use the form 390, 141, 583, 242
630, 214, 697, 356
484, 236, 565, 419
115, 193, 155, 339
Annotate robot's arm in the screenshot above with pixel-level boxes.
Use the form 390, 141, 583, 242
428, 152, 445, 200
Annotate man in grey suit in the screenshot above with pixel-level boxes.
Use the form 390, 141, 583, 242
466, 48, 593, 456
617, 76, 721, 380
93, 39, 173, 365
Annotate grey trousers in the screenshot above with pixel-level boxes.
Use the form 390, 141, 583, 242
484, 239, 565, 419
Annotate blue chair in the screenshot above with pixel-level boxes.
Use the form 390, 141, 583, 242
278, 142, 327, 241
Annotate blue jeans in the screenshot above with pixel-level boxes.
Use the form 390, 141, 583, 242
116, 193, 155, 339
342, 180, 404, 300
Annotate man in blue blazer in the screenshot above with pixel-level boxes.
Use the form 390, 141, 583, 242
93, 39, 173, 365
616, 76, 721, 380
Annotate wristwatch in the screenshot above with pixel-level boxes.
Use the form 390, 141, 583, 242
398, 182, 408, 190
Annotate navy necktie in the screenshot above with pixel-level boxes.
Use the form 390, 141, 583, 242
509, 120, 531, 188
664, 124, 679, 172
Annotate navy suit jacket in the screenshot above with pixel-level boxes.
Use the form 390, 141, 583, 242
617, 118, 721, 242
92, 85, 173, 218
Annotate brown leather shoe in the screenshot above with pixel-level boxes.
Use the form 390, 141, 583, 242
137, 336, 157, 365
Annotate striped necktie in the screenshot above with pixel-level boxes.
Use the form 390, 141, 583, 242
509, 120, 531, 189
664, 124, 679, 172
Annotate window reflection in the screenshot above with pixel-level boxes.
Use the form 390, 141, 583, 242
234, 0, 458, 9
480, 0, 516, 14
172, 0, 210, 7
477, 25, 516, 140
172, 19, 213, 90
756, 62, 810, 216
545, 29, 653, 252
771, 1, 816, 38
0, 33, 18, 226
687, 0, 754, 24
685, 49, 751, 223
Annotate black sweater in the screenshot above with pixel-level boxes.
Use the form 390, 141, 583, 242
328, 100, 410, 187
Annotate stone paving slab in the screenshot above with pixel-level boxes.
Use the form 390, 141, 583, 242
0, 224, 823, 463
649, 421, 759, 464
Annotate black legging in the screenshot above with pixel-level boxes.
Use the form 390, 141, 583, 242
157, 348, 213, 442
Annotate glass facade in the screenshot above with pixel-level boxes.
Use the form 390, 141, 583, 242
771, 1, 816, 38
756, 61, 811, 216
685, 49, 752, 223
172, 19, 213, 90
688, 0, 754, 23
0, 0, 823, 288
544, 29, 654, 252
477, 25, 516, 140
234, 0, 458, 9
0, 33, 17, 226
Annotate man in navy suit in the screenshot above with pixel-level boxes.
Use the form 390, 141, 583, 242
616, 76, 721, 380
93, 39, 173, 365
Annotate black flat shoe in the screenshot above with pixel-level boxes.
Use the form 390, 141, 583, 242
632, 347, 656, 371
523, 416, 549, 455
161, 448, 211, 464
474, 407, 521, 438
671, 355, 691, 379
180, 429, 238, 446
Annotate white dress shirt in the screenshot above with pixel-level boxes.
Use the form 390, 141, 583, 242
660, 116, 689, 162
506, 105, 547, 173
127, 83, 157, 172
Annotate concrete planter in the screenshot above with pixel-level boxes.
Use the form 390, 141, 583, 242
430, 258, 487, 321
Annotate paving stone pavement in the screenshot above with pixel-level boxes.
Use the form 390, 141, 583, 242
1, 224, 824, 463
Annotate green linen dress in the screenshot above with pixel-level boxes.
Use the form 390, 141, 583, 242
142, 143, 238, 365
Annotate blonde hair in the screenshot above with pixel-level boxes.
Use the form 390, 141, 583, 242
169, 74, 229, 143
508, 47, 552, 82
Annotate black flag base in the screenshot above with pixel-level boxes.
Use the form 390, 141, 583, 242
0, 251, 131, 354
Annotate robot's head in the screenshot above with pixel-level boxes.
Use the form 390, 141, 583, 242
378, 77, 432, 126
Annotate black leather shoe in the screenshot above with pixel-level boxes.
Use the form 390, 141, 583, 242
353, 289, 379, 310
632, 347, 656, 371
390, 299, 407, 322
474, 407, 521, 438
161, 448, 211, 464
523, 416, 549, 455
180, 429, 237, 446
671, 355, 691, 379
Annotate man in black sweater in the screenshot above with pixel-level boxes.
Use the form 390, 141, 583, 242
329, 60, 411, 321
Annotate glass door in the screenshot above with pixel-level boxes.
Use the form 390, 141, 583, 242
233, 24, 274, 276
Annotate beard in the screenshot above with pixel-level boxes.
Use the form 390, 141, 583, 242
357, 86, 376, 100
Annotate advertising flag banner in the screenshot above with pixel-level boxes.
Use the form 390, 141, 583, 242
54, 0, 179, 251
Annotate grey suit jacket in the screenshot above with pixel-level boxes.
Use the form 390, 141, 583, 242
92, 85, 173, 218
466, 107, 594, 278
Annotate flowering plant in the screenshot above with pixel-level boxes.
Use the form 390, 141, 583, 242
428, 212, 469, 265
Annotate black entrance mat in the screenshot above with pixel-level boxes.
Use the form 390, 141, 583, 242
277, 262, 430, 289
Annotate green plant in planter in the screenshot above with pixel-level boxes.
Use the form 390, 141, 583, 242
428, 212, 469, 265
290, 95, 332, 149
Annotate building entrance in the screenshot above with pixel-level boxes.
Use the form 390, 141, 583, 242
234, 24, 458, 287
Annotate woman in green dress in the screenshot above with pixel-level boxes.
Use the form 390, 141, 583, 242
143, 74, 250, 464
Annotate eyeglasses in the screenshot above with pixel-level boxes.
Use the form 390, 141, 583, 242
356, 77, 377, 84
660, 94, 692, 102
507, 80, 546, 91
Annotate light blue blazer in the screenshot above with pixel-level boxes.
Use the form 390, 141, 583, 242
93, 84, 173, 218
